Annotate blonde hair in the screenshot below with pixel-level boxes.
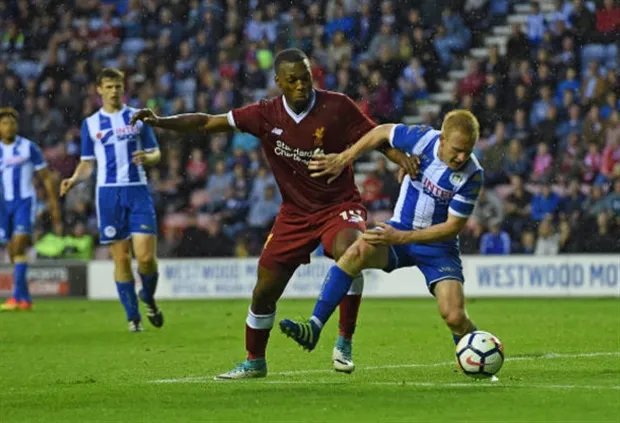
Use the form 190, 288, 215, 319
441, 110, 480, 143
0, 107, 19, 120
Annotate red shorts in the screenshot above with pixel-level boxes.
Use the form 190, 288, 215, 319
258, 202, 367, 271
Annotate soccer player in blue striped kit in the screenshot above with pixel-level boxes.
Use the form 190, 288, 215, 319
61, 68, 163, 332
280, 110, 486, 352
0, 108, 61, 311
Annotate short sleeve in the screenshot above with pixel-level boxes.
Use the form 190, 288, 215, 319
388, 124, 434, 154
141, 124, 159, 151
30, 142, 47, 171
228, 102, 264, 138
339, 95, 376, 145
80, 121, 95, 160
449, 170, 484, 218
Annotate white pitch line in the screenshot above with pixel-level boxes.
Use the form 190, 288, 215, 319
148, 351, 620, 384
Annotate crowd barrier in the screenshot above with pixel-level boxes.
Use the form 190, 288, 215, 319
85, 255, 620, 299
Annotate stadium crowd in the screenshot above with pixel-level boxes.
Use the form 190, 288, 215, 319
0, 0, 618, 259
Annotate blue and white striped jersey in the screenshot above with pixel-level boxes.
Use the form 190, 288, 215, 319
81, 106, 159, 187
0, 136, 47, 201
389, 124, 484, 231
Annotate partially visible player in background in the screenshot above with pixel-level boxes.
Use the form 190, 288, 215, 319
131, 48, 418, 378
0, 107, 61, 311
280, 110, 486, 352
60, 69, 163, 332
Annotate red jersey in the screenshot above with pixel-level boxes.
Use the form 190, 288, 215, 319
228, 89, 376, 214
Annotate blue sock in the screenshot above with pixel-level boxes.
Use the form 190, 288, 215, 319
453, 325, 477, 345
139, 272, 159, 303
13, 263, 29, 302
312, 265, 354, 326
115, 281, 140, 321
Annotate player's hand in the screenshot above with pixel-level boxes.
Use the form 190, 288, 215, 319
362, 222, 408, 246
308, 153, 347, 184
59, 178, 75, 197
397, 155, 420, 180
130, 109, 159, 126
132, 150, 155, 166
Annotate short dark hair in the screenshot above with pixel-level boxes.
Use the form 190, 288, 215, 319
96, 68, 124, 86
0, 107, 19, 120
274, 49, 309, 72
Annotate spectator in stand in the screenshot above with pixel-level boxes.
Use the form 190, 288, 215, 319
504, 175, 533, 236
186, 148, 208, 188
526, 2, 548, 46
557, 104, 583, 144
531, 181, 561, 221
532, 142, 554, 182
558, 219, 582, 253
472, 188, 504, 227
604, 178, 620, 217
458, 60, 486, 99
580, 61, 607, 105
480, 223, 511, 255
506, 23, 530, 61
504, 139, 530, 179
584, 212, 618, 252
583, 142, 602, 183
530, 85, 554, 127
582, 104, 607, 147
600, 123, 620, 183
206, 159, 234, 207
561, 179, 586, 216
535, 218, 560, 255
583, 185, 608, 218
459, 219, 484, 254
515, 230, 537, 254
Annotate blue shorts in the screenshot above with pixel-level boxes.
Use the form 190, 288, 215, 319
0, 197, 36, 243
96, 185, 157, 244
384, 221, 464, 294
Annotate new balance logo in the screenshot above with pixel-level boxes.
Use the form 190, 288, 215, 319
271, 127, 283, 135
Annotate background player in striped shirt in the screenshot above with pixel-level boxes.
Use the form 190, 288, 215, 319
60, 69, 163, 332
280, 110, 486, 351
0, 107, 61, 311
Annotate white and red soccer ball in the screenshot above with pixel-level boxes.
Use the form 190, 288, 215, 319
456, 331, 504, 378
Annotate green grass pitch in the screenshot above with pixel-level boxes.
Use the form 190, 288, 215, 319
1, 298, 619, 422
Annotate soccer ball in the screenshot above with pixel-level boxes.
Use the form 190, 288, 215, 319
456, 331, 504, 378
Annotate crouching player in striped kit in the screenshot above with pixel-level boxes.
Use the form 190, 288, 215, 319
280, 110, 486, 350
60, 69, 163, 332
0, 108, 61, 311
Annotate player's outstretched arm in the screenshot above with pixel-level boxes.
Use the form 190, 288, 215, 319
36, 167, 62, 230
60, 160, 95, 197
130, 109, 232, 133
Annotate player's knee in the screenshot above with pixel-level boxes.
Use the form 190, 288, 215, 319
136, 250, 156, 269
343, 239, 373, 268
440, 307, 467, 330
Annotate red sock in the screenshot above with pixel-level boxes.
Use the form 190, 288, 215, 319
245, 309, 275, 360
338, 294, 362, 341
245, 325, 271, 360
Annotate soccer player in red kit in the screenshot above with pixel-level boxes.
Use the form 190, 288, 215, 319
131, 49, 416, 379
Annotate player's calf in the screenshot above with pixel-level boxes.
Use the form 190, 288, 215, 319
111, 242, 141, 328
134, 235, 163, 328
434, 280, 477, 344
